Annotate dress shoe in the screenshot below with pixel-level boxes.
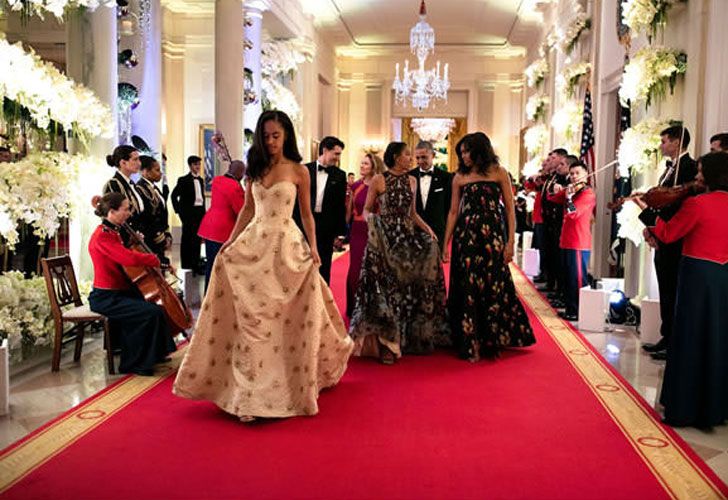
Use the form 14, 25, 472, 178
559, 311, 578, 321
650, 350, 668, 361
533, 275, 546, 284
642, 339, 667, 353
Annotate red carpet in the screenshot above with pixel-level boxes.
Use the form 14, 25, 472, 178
1, 254, 726, 499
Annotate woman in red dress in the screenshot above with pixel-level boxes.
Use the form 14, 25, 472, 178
345, 152, 385, 316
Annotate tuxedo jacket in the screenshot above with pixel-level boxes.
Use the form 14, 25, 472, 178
293, 162, 347, 239
103, 171, 144, 231
409, 167, 452, 244
639, 154, 698, 226
171, 173, 206, 221
134, 177, 170, 246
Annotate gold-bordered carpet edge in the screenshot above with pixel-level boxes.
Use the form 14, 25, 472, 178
511, 264, 726, 500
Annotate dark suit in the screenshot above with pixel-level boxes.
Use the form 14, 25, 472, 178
135, 177, 170, 265
639, 153, 698, 344
293, 162, 347, 283
409, 167, 452, 249
171, 173, 206, 270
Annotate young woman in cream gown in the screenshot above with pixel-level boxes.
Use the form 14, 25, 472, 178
173, 110, 353, 421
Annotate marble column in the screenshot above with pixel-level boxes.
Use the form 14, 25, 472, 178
66, 7, 119, 280
243, 0, 270, 134
215, 0, 245, 161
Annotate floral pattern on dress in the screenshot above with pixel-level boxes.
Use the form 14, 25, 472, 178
349, 172, 450, 355
448, 181, 535, 358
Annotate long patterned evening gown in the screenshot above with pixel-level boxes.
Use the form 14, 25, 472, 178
448, 181, 536, 359
173, 180, 353, 418
349, 171, 450, 358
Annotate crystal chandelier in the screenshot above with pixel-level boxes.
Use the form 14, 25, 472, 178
411, 118, 456, 142
393, 0, 450, 112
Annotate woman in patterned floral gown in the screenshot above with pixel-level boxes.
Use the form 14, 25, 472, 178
349, 142, 450, 364
443, 133, 535, 361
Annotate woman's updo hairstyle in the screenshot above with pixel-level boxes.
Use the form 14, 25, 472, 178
93, 192, 126, 217
106, 145, 138, 168
383, 142, 407, 169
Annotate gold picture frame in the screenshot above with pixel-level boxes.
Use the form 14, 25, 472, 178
198, 123, 216, 193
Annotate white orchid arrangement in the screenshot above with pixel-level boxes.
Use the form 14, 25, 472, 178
621, 0, 680, 39
0, 36, 113, 143
619, 46, 687, 109
261, 78, 302, 125
556, 62, 591, 99
0, 272, 53, 350
522, 156, 543, 178
557, 12, 592, 55
0, 152, 103, 249
0, 0, 113, 20
524, 124, 549, 156
525, 58, 549, 88
617, 118, 671, 176
551, 100, 583, 153
525, 94, 549, 123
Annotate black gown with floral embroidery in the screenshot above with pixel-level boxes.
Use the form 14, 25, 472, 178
349, 172, 450, 356
448, 181, 535, 358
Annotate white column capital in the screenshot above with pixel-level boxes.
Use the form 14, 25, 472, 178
244, 0, 270, 16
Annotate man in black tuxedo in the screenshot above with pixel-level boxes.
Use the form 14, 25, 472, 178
409, 140, 452, 251
171, 155, 206, 271
639, 125, 698, 360
293, 136, 347, 284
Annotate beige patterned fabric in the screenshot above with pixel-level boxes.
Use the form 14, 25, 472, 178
173, 181, 353, 418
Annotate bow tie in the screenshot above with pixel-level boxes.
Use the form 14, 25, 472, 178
318, 165, 332, 174
420, 170, 433, 176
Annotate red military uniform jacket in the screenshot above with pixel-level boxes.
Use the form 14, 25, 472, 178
651, 191, 728, 264
197, 175, 245, 243
88, 221, 160, 290
548, 186, 596, 250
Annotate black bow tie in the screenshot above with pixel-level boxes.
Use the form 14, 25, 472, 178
420, 170, 433, 176
318, 165, 332, 173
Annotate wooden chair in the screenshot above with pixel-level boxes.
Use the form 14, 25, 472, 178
41, 256, 115, 374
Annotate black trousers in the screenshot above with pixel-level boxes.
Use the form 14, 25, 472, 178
654, 240, 682, 342
543, 220, 563, 292
313, 212, 335, 284
88, 288, 176, 373
180, 209, 205, 269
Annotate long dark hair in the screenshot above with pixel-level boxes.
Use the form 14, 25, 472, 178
106, 145, 137, 168
383, 142, 407, 169
246, 110, 302, 181
457, 132, 499, 175
93, 192, 126, 217
700, 152, 728, 191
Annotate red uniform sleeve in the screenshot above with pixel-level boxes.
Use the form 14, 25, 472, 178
547, 189, 567, 204
97, 231, 160, 267
564, 189, 596, 221
652, 197, 699, 244
230, 184, 245, 215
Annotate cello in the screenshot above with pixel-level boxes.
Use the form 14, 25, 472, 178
120, 222, 193, 336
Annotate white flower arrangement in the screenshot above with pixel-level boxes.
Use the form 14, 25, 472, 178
261, 39, 314, 78
621, 0, 679, 39
558, 13, 592, 54
551, 100, 583, 152
556, 62, 591, 98
524, 124, 549, 156
261, 78, 301, 124
0, 36, 113, 143
616, 199, 646, 245
617, 118, 671, 176
0, 271, 53, 350
525, 58, 549, 88
1, 0, 114, 20
0, 152, 103, 248
522, 156, 543, 178
619, 46, 687, 108
525, 94, 549, 122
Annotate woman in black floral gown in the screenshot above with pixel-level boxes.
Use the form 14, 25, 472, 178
349, 142, 450, 364
443, 133, 535, 361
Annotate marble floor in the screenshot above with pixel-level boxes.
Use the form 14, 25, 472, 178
1, 278, 727, 485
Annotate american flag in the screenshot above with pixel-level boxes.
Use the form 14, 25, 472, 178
580, 88, 595, 174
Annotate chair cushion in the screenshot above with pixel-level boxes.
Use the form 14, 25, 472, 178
62, 304, 104, 321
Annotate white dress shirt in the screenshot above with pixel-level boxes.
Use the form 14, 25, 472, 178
192, 175, 204, 206
419, 168, 433, 208
315, 164, 329, 213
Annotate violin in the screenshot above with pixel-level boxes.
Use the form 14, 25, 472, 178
121, 222, 193, 336
608, 180, 706, 210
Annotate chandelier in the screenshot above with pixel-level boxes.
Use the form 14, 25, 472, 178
411, 118, 455, 142
393, 0, 450, 111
